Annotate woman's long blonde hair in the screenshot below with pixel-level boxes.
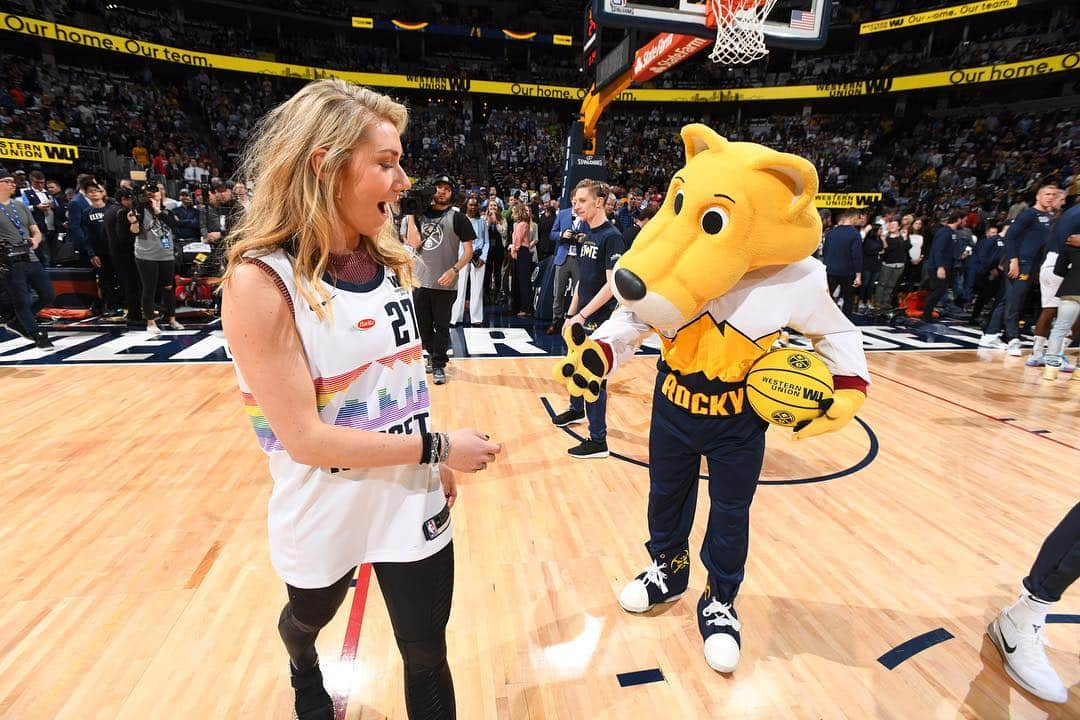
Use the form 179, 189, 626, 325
224, 79, 413, 321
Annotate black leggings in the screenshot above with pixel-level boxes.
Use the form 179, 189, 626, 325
1024, 502, 1080, 603
279, 542, 456, 720
135, 258, 176, 321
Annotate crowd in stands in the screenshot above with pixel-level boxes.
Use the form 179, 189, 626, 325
480, 107, 565, 197
5, 32, 1077, 224
0, 51, 214, 179
599, 108, 884, 194
3, 99, 1077, 362
871, 109, 1080, 218
6, 45, 1077, 232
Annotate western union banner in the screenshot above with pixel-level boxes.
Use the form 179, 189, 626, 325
625, 51, 1080, 102
814, 193, 882, 208
0, 137, 79, 164
1, 13, 1076, 104
860, 0, 1017, 35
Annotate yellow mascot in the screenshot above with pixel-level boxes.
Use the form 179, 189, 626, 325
555, 124, 870, 673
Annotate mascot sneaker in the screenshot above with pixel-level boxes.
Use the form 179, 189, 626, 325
698, 589, 741, 673
619, 548, 690, 613
987, 608, 1067, 703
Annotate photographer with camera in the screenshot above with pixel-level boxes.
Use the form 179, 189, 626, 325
402, 175, 474, 385
545, 204, 583, 335
133, 183, 184, 335
0, 167, 55, 348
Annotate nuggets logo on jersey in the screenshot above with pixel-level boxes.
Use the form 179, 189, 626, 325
421, 220, 445, 251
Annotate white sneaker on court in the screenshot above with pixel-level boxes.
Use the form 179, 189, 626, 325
699, 595, 741, 673
978, 333, 1006, 348
1006, 339, 1022, 356
987, 609, 1067, 703
618, 550, 690, 613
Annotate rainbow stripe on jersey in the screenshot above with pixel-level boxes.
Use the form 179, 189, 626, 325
241, 343, 426, 453
242, 391, 284, 453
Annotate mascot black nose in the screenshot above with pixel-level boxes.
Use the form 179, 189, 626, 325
614, 268, 647, 301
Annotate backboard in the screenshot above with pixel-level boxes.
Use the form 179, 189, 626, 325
592, 0, 829, 50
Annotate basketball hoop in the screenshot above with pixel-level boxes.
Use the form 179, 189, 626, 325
705, 0, 779, 66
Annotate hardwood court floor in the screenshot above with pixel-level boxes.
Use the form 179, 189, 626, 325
0, 350, 1077, 719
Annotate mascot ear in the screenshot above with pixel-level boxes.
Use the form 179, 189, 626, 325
681, 123, 728, 161
752, 151, 819, 223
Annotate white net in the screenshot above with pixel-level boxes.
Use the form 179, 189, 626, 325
707, 0, 779, 66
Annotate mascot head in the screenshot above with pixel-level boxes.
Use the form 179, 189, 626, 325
612, 124, 821, 332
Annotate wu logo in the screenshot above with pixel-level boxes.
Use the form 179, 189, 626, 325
863, 77, 893, 94
44, 145, 77, 162
447, 76, 471, 92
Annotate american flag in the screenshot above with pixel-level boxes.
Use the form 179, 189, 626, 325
790, 9, 816, 30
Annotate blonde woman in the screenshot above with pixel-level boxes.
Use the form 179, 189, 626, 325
221, 80, 501, 720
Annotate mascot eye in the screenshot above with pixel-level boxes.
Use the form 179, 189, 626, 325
701, 206, 728, 235
673, 190, 684, 215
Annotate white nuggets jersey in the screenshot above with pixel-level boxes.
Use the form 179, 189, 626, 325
595, 257, 870, 384
233, 249, 449, 589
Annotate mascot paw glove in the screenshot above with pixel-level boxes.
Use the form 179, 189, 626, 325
553, 323, 612, 404
794, 388, 865, 440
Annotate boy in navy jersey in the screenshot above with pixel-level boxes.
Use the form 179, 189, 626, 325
551, 179, 626, 459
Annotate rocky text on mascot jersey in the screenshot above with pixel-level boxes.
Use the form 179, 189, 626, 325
660, 374, 746, 416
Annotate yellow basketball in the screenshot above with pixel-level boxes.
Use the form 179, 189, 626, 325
745, 349, 834, 427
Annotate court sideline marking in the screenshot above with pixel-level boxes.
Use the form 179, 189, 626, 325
335, 564, 373, 720
869, 370, 1080, 452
